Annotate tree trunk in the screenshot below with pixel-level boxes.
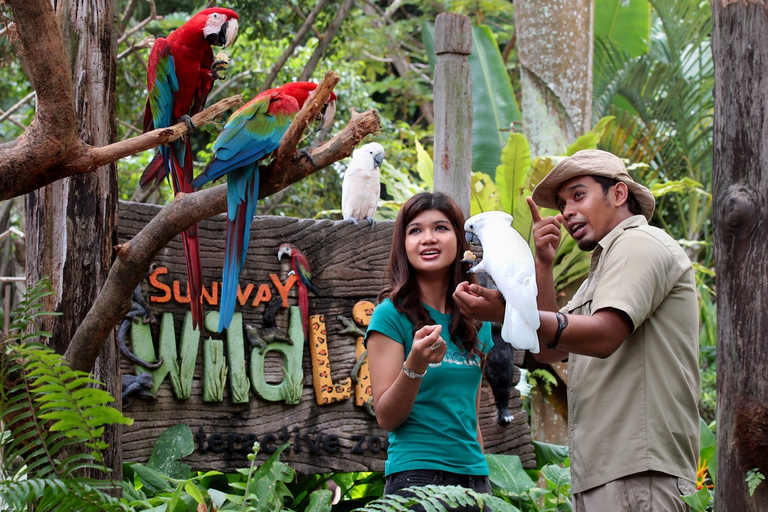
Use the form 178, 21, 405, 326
513, 0, 593, 157
712, 2, 768, 510
25, 0, 121, 481
513, 0, 594, 445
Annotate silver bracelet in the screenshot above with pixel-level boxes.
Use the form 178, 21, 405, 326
402, 362, 426, 379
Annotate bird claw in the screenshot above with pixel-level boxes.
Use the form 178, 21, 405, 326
294, 147, 317, 167
179, 115, 196, 138
367, 217, 376, 230
211, 59, 228, 80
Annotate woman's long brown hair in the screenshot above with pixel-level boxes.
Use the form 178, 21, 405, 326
378, 192, 483, 357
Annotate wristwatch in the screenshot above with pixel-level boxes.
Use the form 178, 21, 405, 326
402, 362, 426, 379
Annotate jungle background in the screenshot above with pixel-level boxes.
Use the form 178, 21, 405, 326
1, 0, 764, 510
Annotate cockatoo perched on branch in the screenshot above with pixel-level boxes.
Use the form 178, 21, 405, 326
463, 211, 540, 353
341, 142, 385, 226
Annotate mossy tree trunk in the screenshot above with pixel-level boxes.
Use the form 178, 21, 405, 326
24, 0, 121, 481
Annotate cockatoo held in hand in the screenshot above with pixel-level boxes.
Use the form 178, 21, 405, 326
464, 211, 540, 353
341, 142, 385, 227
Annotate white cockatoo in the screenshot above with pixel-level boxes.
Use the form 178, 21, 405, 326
463, 211, 540, 353
341, 142, 385, 226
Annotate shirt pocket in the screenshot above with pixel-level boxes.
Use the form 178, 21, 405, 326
565, 289, 593, 316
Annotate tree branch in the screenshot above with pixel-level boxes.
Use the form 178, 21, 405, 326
65, 98, 381, 373
0, 94, 242, 201
260, 0, 330, 93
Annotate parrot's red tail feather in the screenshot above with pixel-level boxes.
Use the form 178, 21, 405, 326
181, 229, 204, 330
298, 284, 309, 340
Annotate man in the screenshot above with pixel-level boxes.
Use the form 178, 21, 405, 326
454, 149, 700, 511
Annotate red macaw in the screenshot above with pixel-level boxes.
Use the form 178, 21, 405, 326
277, 243, 320, 340
192, 82, 336, 331
140, 7, 239, 329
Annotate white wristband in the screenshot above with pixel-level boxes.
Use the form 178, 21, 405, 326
402, 362, 426, 379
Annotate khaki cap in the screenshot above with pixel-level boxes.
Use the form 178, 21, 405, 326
531, 149, 656, 221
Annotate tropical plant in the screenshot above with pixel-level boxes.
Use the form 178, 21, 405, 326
355, 485, 519, 512
0, 277, 133, 512
484, 441, 571, 512
593, 0, 714, 267
124, 423, 339, 512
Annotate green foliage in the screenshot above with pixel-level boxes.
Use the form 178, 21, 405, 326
355, 484, 519, 512
594, 0, 714, 274
746, 469, 765, 497
698, 418, 716, 486
593, 0, 651, 58
487, 450, 572, 512
124, 428, 338, 512
495, 133, 530, 215
681, 487, 712, 512
526, 369, 558, 396
0, 479, 129, 512
0, 277, 133, 511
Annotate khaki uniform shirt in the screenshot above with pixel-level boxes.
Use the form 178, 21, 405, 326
562, 215, 700, 494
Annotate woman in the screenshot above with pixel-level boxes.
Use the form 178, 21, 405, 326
365, 192, 493, 502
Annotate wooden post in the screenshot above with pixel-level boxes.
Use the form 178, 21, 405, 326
3, 285, 9, 334
712, 2, 768, 509
433, 13, 473, 218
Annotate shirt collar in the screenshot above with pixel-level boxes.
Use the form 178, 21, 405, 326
597, 215, 648, 251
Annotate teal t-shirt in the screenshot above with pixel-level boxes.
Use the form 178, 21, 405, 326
366, 299, 493, 476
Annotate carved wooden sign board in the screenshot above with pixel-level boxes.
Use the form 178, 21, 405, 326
118, 201, 534, 474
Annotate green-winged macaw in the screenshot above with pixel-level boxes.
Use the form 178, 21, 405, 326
277, 243, 320, 340
192, 82, 336, 331
139, 7, 239, 330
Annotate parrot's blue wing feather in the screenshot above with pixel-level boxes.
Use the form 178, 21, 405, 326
218, 164, 259, 331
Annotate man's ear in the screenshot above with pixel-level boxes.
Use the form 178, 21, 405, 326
613, 182, 630, 208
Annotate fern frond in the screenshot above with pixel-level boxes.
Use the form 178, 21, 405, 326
0, 277, 133, 511
2, 342, 133, 482
0, 478, 131, 512
354, 485, 521, 512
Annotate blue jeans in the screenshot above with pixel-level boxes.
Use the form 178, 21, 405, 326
384, 469, 492, 512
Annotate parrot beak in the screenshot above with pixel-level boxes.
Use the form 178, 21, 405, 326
373, 153, 384, 168
316, 100, 336, 132
465, 232, 481, 246
207, 19, 239, 47
277, 246, 290, 261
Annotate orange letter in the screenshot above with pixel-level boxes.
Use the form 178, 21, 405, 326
251, 284, 272, 307
173, 281, 191, 303
201, 282, 218, 306
149, 266, 171, 303
237, 284, 254, 306
270, 273, 296, 308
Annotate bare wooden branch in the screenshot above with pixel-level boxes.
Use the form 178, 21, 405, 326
65, 94, 242, 173
298, 0, 354, 82
260, 0, 331, 93
268, 71, 341, 177
65, 105, 381, 373
0, 94, 242, 201
0, 91, 36, 124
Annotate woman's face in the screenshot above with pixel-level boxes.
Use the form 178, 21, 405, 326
404, 209, 458, 277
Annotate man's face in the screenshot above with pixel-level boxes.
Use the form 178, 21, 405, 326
555, 176, 619, 251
